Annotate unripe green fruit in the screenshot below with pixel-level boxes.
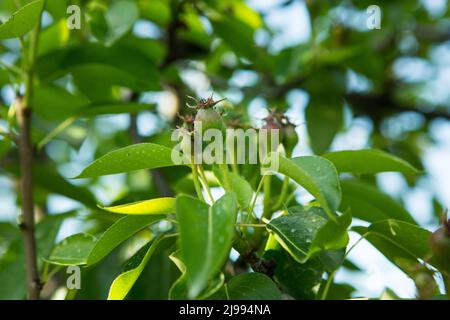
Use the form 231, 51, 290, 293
430, 227, 450, 272
414, 272, 437, 300
283, 124, 298, 157
195, 109, 226, 134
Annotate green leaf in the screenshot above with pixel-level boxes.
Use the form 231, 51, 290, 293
213, 167, 253, 209
0, 213, 70, 299
37, 16, 70, 56
99, 197, 175, 215
323, 149, 419, 174
211, 273, 281, 300
78, 102, 154, 117
3, 163, 97, 207
266, 206, 350, 263
36, 44, 159, 92
103, 0, 139, 45
309, 210, 351, 256
210, 16, 256, 59
87, 215, 164, 266
176, 193, 238, 298
305, 101, 343, 155
340, 179, 416, 224
33, 85, 88, 121
353, 219, 433, 276
75, 143, 182, 178
318, 282, 357, 300
264, 235, 324, 299
137, 0, 171, 26
125, 237, 179, 300
47, 233, 97, 266
107, 234, 174, 300
37, 103, 155, 149
0, 0, 44, 39
168, 251, 225, 300
275, 154, 341, 219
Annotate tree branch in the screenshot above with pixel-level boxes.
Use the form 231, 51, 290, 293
17, 98, 40, 300
16, 4, 43, 300
345, 92, 450, 122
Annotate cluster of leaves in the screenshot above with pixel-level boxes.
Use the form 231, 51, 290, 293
0, 0, 449, 300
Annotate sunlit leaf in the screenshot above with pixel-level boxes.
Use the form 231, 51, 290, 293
107, 234, 174, 300
99, 197, 175, 215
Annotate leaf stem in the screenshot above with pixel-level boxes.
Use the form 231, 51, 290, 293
191, 164, 205, 202
218, 163, 232, 192
320, 232, 368, 300
320, 270, 336, 300
272, 176, 290, 211
262, 174, 272, 221
251, 175, 272, 249
37, 116, 76, 150
198, 165, 214, 204
236, 223, 266, 228
247, 176, 266, 223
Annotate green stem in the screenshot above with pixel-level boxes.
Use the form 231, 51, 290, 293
191, 164, 205, 202
237, 223, 266, 228
247, 176, 266, 223
251, 175, 272, 249
320, 271, 336, 300
320, 232, 368, 300
273, 177, 290, 211
198, 165, 214, 204
23, 15, 41, 109
218, 163, 231, 192
38, 116, 76, 150
262, 175, 272, 221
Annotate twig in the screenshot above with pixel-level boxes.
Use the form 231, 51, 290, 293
17, 98, 40, 300
17, 2, 44, 300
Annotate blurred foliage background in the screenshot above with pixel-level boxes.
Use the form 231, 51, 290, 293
1, 0, 450, 299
